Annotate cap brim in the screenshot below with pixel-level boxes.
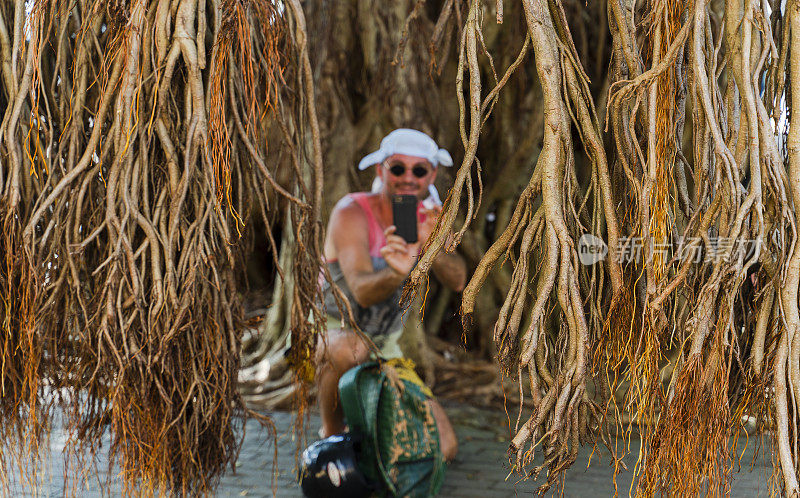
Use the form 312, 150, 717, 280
358, 150, 386, 170
435, 149, 453, 167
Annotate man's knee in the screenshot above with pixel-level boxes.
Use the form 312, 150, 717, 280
316, 329, 370, 374
428, 399, 458, 462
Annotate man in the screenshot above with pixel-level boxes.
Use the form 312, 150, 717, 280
316, 129, 467, 462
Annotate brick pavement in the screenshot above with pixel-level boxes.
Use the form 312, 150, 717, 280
8, 402, 775, 497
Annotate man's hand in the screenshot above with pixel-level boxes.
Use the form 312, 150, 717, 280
419, 205, 442, 245
380, 226, 420, 277
417, 205, 468, 293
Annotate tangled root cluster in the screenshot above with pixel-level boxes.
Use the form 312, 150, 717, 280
405, 0, 800, 495
1, 0, 324, 493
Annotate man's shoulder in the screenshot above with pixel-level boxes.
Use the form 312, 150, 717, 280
330, 192, 371, 227
332, 192, 375, 212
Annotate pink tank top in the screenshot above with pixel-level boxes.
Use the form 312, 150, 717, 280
349, 192, 387, 258
326, 192, 428, 263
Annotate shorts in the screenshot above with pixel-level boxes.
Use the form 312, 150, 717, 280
322, 314, 404, 360
316, 316, 434, 398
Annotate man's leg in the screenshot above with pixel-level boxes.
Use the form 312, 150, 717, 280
316, 328, 370, 437
316, 329, 457, 461
427, 399, 458, 462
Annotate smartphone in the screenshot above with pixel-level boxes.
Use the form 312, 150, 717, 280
391, 195, 418, 243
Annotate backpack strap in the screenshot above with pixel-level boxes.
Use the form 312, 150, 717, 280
339, 361, 399, 496
338, 362, 373, 434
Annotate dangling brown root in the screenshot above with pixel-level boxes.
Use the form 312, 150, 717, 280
638, 354, 735, 497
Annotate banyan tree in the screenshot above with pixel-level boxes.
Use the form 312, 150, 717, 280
1, 0, 324, 493
5, 0, 800, 496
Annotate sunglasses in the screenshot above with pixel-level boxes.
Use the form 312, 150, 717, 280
384, 162, 432, 178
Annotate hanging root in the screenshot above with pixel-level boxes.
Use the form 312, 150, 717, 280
1, 0, 323, 493
406, 0, 800, 493
0, 208, 47, 492
408, 0, 611, 491
0, 0, 53, 489
639, 352, 735, 496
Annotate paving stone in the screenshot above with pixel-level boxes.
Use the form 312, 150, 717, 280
3, 402, 775, 496
441, 487, 527, 498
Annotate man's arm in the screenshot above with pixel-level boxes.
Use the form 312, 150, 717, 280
419, 208, 467, 292
431, 250, 467, 292
329, 201, 411, 308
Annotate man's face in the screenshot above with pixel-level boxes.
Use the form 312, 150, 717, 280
378, 154, 437, 200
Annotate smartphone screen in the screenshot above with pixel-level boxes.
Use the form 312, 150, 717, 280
391, 195, 418, 243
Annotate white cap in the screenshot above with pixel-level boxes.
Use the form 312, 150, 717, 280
358, 129, 453, 170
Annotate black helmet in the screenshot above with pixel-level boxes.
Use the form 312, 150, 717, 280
298, 433, 373, 497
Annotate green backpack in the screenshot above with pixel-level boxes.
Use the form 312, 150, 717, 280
338, 361, 446, 497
